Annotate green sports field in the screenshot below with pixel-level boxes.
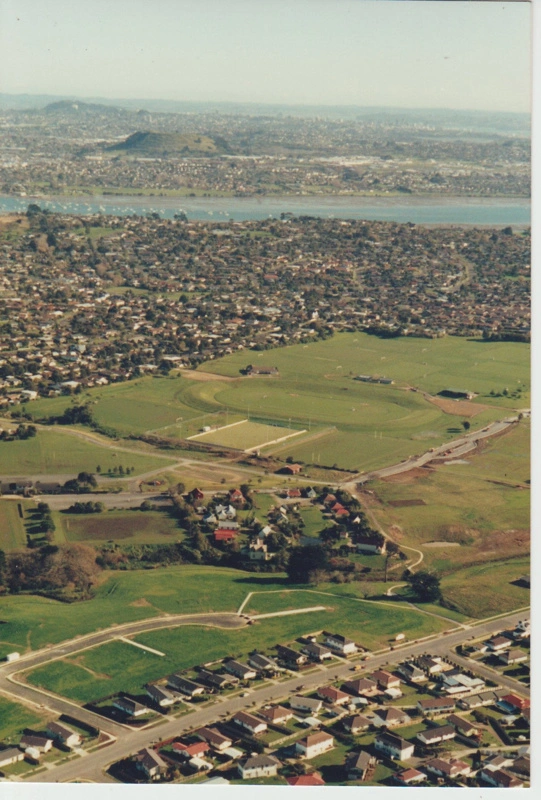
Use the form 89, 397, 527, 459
0, 564, 453, 662
190, 419, 301, 450
200, 333, 530, 405
12, 333, 528, 474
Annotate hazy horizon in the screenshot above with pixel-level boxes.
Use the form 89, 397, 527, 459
0, 0, 532, 114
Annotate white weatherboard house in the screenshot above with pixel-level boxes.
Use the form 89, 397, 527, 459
296, 732, 334, 759
238, 755, 280, 780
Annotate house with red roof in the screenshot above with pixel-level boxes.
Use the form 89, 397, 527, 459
497, 693, 530, 714
214, 528, 237, 542
286, 773, 325, 786
172, 741, 210, 758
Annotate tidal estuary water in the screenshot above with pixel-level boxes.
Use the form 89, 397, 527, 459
0, 193, 530, 226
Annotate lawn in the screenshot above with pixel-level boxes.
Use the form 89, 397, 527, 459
439, 557, 530, 618
0, 428, 176, 475
298, 505, 327, 538
57, 509, 184, 545
0, 498, 28, 551
0, 695, 51, 744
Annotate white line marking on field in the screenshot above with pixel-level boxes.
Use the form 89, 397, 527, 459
245, 428, 307, 452
187, 419, 248, 440
249, 606, 327, 620
118, 637, 165, 656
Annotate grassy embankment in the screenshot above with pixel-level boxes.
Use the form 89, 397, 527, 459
364, 419, 530, 572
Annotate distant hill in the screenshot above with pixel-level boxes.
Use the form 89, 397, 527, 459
108, 131, 230, 155
44, 99, 124, 115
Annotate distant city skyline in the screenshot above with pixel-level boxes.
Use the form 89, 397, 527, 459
0, 0, 532, 114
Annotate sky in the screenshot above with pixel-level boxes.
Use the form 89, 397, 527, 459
0, 0, 533, 112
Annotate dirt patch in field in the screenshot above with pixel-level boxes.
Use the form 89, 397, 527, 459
424, 541, 461, 548
388, 499, 426, 507
0, 214, 28, 229
180, 369, 236, 382
388, 525, 404, 540
382, 467, 433, 483
129, 598, 153, 608
478, 529, 530, 554
425, 395, 490, 417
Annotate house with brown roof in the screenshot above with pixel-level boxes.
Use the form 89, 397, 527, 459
416, 724, 456, 746
46, 721, 81, 749
394, 768, 427, 785
194, 727, 232, 751
498, 648, 528, 666
238, 755, 281, 780
374, 732, 414, 761
487, 635, 512, 652
371, 669, 401, 690
258, 705, 293, 725
343, 677, 379, 697
296, 732, 334, 759
135, 748, 167, 780
424, 757, 471, 779
231, 710, 267, 736
446, 714, 479, 739
317, 685, 351, 705
372, 706, 411, 729
345, 750, 377, 781
343, 714, 372, 734
417, 696, 455, 716
479, 768, 523, 789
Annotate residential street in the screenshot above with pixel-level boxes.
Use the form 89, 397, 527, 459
4, 608, 527, 784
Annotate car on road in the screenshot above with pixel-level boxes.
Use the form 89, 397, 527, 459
296, 684, 305, 690
241, 691, 250, 697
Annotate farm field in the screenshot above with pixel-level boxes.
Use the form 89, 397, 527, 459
55, 509, 184, 545
24, 596, 451, 703
0, 428, 176, 475
0, 499, 28, 551
364, 420, 530, 571
190, 419, 301, 451
0, 695, 51, 744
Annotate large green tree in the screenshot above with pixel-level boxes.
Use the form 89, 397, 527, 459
286, 545, 328, 584
409, 570, 441, 602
